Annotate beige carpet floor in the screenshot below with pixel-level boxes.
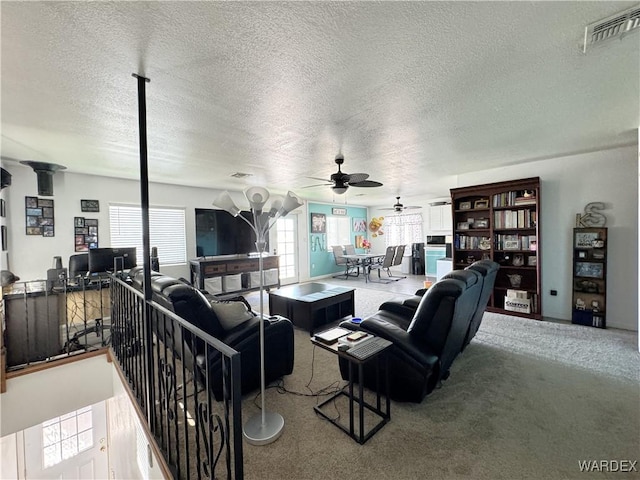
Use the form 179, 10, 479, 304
238, 281, 639, 480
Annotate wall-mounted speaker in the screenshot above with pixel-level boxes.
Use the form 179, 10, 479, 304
1, 168, 11, 190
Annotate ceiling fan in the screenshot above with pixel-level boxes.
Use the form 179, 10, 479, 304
305, 154, 383, 194
380, 196, 422, 213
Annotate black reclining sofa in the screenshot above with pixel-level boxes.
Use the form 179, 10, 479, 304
378, 259, 499, 351
128, 266, 294, 400
339, 269, 482, 402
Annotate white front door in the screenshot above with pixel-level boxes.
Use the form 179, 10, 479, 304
23, 401, 109, 479
275, 216, 299, 285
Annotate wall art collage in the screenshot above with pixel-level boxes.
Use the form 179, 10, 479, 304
25, 196, 55, 237
74, 216, 99, 252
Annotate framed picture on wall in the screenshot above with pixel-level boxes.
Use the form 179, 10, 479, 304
74, 218, 98, 251
25, 196, 55, 237
353, 218, 367, 232
310, 213, 326, 233
81, 199, 100, 212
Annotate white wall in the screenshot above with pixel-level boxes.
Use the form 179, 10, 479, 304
453, 145, 637, 331
2, 163, 308, 282
0, 355, 114, 436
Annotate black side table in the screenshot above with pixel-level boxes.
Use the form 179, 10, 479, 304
310, 333, 391, 444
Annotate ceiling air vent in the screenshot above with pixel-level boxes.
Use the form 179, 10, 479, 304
583, 5, 640, 52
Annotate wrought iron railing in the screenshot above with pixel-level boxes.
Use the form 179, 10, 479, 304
110, 276, 244, 479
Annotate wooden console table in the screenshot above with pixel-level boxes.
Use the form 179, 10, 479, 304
190, 254, 280, 295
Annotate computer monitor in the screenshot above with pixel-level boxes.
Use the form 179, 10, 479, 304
88, 247, 137, 274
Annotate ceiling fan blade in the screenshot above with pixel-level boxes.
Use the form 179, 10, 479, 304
403, 205, 421, 210
350, 180, 383, 188
301, 183, 332, 189
345, 173, 369, 184
378, 207, 396, 210
306, 176, 332, 182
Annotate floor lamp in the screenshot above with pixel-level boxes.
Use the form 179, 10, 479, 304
214, 187, 303, 445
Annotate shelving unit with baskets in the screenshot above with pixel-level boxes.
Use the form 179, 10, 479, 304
450, 177, 541, 319
571, 227, 607, 328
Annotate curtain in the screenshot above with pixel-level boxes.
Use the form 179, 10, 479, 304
384, 213, 424, 247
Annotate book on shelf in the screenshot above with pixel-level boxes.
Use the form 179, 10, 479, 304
514, 196, 537, 205
493, 191, 537, 207
493, 209, 536, 229
507, 289, 529, 299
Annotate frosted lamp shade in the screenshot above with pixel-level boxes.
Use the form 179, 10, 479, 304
267, 196, 283, 217
281, 191, 303, 215
213, 191, 241, 216
332, 185, 348, 195
245, 187, 270, 212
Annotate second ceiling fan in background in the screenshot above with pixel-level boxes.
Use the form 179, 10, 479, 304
380, 196, 421, 213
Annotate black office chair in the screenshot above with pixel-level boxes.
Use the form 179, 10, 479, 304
68, 253, 89, 283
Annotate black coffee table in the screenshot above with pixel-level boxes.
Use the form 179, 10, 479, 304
268, 282, 355, 333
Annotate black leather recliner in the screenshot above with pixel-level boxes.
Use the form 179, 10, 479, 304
128, 267, 294, 400
338, 269, 482, 402
459, 260, 499, 349
378, 259, 500, 351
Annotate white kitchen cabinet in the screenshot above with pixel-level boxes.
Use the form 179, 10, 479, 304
428, 204, 453, 232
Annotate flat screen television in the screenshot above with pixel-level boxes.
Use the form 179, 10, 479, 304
88, 247, 137, 274
195, 209, 266, 256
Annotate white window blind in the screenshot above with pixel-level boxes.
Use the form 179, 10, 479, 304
326, 216, 351, 248
109, 205, 187, 266
385, 213, 424, 247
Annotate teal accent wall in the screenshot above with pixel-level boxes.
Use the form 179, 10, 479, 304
308, 202, 368, 278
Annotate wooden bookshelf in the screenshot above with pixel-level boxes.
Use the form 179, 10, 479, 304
450, 177, 541, 319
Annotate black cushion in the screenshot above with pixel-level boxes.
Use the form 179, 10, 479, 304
162, 283, 225, 339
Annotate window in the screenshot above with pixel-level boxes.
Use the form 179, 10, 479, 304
385, 213, 424, 247
326, 216, 351, 248
42, 406, 93, 468
109, 204, 187, 266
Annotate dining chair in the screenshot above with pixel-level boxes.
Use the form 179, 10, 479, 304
387, 244, 407, 279
332, 245, 359, 278
367, 246, 398, 283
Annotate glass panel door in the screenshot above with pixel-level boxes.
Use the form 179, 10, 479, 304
275, 216, 298, 285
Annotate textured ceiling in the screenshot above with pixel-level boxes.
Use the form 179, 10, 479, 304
1, 1, 638, 207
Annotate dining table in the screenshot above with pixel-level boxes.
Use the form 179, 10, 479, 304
342, 253, 386, 282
